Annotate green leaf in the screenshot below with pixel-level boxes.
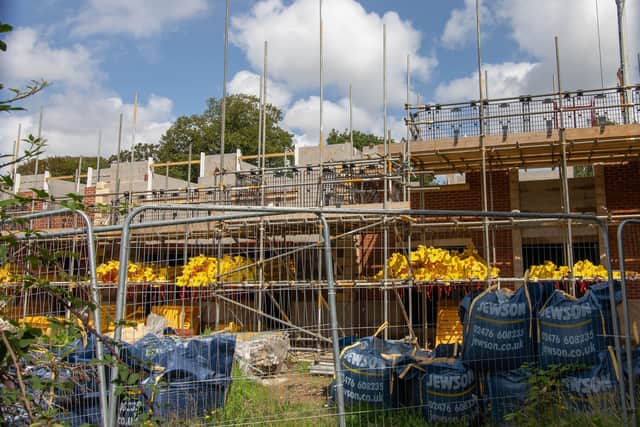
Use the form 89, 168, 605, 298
0, 24, 13, 33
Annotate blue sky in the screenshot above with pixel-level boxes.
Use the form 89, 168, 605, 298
1, 0, 638, 158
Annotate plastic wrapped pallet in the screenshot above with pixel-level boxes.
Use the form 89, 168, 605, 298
538, 290, 607, 367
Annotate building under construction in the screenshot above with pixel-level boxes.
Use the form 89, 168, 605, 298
4, 84, 640, 348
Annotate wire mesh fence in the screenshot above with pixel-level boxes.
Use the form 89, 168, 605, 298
2, 206, 639, 426
0, 209, 108, 427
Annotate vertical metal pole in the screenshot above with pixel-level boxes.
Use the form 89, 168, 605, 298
115, 113, 123, 196
319, 0, 324, 206
617, 220, 638, 426
405, 54, 410, 203
257, 41, 268, 332
555, 37, 575, 281
165, 164, 169, 191
13, 123, 21, 181
600, 221, 629, 426
615, 0, 628, 124
382, 23, 389, 340
349, 83, 353, 159
187, 141, 193, 191
595, 0, 605, 89
77, 210, 108, 427
476, 0, 491, 275
257, 52, 264, 167
34, 107, 43, 176
96, 129, 102, 182
220, 0, 229, 189
484, 69, 489, 100
108, 213, 134, 426
261, 41, 268, 174
129, 93, 138, 200
76, 156, 83, 193
318, 214, 346, 427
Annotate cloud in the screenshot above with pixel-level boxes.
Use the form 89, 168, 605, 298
2, 27, 100, 88
231, 0, 436, 110
435, 0, 639, 101
228, 70, 293, 109
69, 0, 208, 39
0, 27, 174, 159
0, 91, 174, 159
494, 0, 639, 92
282, 96, 405, 146
434, 62, 537, 102
441, 0, 492, 49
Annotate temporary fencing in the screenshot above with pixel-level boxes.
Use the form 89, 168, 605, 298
2, 205, 638, 426
0, 209, 107, 427
617, 219, 640, 426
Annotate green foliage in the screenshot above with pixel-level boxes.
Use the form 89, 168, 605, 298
503, 363, 624, 427
17, 156, 108, 177
158, 94, 293, 180
108, 142, 160, 164
326, 128, 386, 151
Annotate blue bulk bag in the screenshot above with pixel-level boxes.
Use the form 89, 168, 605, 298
588, 281, 622, 340
538, 290, 607, 367
412, 358, 479, 424
433, 343, 460, 358
525, 281, 556, 313
484, 369, 530, 424
561, 348, 620, 412
462, 285, 535, 371
339, 323, 425, 407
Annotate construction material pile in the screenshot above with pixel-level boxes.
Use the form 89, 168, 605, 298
96, 260, 166, 284
375, 245, 499, 281
528, 259, 624, 280
0, 265, 13, 283
177, 254, 256, 287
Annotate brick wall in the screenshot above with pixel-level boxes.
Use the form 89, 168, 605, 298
410, 171, 511, 212
603, 161, 640, 298
407, 170, 514, 277
604, 160, 640, 215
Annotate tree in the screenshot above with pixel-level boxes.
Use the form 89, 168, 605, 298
17, 156, 108, 176
326, 128, 386, 151
108, 142, 159, 163
157, 94, 293, 180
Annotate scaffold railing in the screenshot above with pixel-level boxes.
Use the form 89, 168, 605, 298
406, 85, 640, 141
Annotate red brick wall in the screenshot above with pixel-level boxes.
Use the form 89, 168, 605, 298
604, 160, 640, 215
407, 170, 514, 277
410, 171, 511, 212
602, 161, 640, 297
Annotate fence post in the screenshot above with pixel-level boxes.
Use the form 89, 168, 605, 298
618, 219, 639, 426
108, 208, 134, 427
318, 213, 346, 427
7, 209, 108, 427
599, 219, 629, 426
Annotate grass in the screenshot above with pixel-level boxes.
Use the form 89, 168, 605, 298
205, 364, 432, 427
164, 363, 630, 427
